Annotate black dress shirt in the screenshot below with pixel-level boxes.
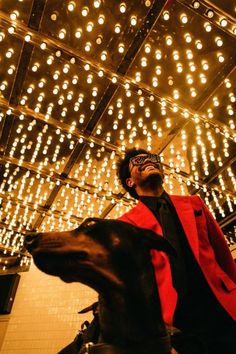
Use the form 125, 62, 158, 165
140, 192, 188, 299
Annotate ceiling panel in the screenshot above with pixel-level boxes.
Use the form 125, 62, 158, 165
18, 46, 111, 128
39, 0, 152, 70
127, 0, 236, 110
205, 0, 236, 19
68, 143, 121, 195
0, 162, 55, 208
3, 113, 75, 172
91, 85, 187, 151
162, 119, 236, 177
0, 0, 34, 25
200, 68, 236, 129
0, 32, 24, 101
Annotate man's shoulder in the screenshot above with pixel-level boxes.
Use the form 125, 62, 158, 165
168, 193, 203, 208
118, 202, 140, 220
169, 193, 201, 201
118, 200, 153, 224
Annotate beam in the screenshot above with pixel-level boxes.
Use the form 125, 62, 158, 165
218, 210, 236, 229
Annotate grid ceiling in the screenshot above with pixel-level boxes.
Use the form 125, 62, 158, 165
0, 0, 236, 273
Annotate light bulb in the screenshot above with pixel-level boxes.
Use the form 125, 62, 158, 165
130, 15, 137, 26
180, 13, 188, 24
98, 15, 105, 24
68, 1, 76, 11
163, 11, 170, 21
82, 7, 89, 16
115, 24, 121, 33
220, 18, 228, 27
86, 22, 94, 32
120, 3, 126, 13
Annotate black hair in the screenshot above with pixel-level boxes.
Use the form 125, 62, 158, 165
116, 148, 148, 200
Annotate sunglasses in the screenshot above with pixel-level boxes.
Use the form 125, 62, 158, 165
129, 154, 161, 167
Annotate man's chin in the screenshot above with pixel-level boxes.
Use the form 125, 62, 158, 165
142, 172, 163, 188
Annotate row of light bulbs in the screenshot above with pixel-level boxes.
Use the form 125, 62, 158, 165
2, 81, 234, 159
2, 54, 234, 148
1, 154, 235, 265
188, 0, 236, 35
1, 107, 234, 179
5, 108, 233, 172
4, 2, 234, 65
8, 0, 233, 31
1, 138, 235, 207
49, 1, 236, 36
1, 11, 235, 137
1, 171, 235, 235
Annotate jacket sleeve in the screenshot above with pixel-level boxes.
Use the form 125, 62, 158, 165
197, 196, 236, 283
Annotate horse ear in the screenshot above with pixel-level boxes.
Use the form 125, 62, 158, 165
140, 229, 176, 256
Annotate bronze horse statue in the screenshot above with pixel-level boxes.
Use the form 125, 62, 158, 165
25, 218, 204, 354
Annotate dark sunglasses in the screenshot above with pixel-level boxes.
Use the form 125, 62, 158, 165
129, 154, 161, 167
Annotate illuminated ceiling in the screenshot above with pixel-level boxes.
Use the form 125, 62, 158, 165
0, 0, 236, 273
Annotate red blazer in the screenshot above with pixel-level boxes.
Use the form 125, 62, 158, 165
119, 194, 236, 325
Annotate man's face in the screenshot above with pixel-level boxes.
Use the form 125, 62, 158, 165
126, 153, 164, 190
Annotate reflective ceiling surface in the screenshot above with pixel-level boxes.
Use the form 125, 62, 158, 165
0, 0, 236, 273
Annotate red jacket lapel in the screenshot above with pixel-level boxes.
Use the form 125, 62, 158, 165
121, 196, 200, 260
125, 201, 163, 236
170, 195, 199, 261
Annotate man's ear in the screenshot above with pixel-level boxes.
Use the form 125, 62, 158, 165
126, 177, 135, 188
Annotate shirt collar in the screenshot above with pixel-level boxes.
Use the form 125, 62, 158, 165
139, 191, 171, 212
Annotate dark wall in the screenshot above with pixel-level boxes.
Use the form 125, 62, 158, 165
0, 274, 20, 314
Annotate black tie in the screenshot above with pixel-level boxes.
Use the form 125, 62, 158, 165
156, 198, 188, 299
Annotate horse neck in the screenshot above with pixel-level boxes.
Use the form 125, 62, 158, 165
98, 261, 168, 347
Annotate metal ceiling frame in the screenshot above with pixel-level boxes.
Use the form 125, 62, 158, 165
0, 0, 235, 236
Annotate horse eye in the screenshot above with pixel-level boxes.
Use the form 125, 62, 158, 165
76, 218, 100, 232
86, 220, 97, 227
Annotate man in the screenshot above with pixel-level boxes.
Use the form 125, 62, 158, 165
117, 148, 236, 354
